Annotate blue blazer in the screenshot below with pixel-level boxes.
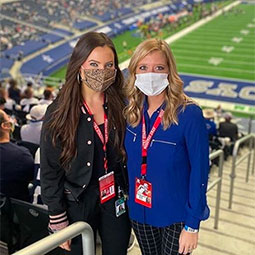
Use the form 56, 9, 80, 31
124, 103, 210, 229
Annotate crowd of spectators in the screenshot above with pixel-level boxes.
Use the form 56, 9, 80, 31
0, 78, 55, 127
136, 1, 219, 39
0, 19, 44, 52
0, 91, 52, 253
0, 79, 56, 201
0, 0, 159, 51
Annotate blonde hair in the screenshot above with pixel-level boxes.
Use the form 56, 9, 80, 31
124, 38, 193, 129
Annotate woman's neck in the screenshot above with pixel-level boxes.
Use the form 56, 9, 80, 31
81, 84, 105, 122
147, 91, 165, 117
82, 84, 104, 105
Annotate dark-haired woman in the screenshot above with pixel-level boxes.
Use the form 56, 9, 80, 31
40, 32, 131, 255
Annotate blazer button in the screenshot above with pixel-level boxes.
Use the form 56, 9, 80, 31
87, 162, 91, 167
82, 184, 86, 188
87, 117, 91, 122
87, 140, 92, 145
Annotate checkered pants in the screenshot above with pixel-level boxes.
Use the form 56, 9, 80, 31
131, 220, 186, 255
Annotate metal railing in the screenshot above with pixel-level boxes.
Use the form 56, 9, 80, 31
252, 134, 255, 176
12, 221, 94, 255
228, 134, 255, 209
207, 149, 224, 229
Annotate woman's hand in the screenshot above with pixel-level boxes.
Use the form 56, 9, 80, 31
178, 229, 198, 254
49, 211, 70, 250
59, 240, 71, 251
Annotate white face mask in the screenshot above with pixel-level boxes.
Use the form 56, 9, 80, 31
134, 73, 169, 96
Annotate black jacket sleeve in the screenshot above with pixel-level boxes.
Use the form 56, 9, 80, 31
40, 103, 66, 215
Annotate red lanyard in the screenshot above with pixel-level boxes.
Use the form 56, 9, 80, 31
141, 109, 164, 177
83, 100, 109, 172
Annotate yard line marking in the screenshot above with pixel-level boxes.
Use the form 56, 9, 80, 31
222, 46, 234, 53
208, 57, 224, 66
232, 37, 243, 43
187, 33, 255, 41
247, 23, 255, 28
173, 44, 253, 53
240, 29, 250, 35
187, 28, 255, 36
173, 48, 255, 59
181, 34, 255, 43
175, 55, 254, 66
192, 28, 255, 36
174, 38, 254, 47
178, 63, 254, 74
196, 28, 251, 34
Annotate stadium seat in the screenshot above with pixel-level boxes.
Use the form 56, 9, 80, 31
14, 109, 27, 125
4, 108, 13, 116
12, 125, 21, 141
10, 198, 48, 248
10, 198, 61, 254
0, 194, 61, 254
0, 194, 18, 254
21, 103, 38, 113
16, 141, 39, 158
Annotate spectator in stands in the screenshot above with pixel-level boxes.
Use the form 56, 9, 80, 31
8, 79, 21, 104
0, 109, 34, 202
202, 108, 225, 162
40, 32, 130, 255
21, 81, 33, 94
20, 87, 39, 112
214, 104, 224, 121
31, 148, 43, 205
20, 104, 47, 145
0, 87, 16, 113
39, 89, 53, 105
124, 38, 210, 255
203, 108, 217, 139
0, 97, 6, 110
218, 112, 238, 142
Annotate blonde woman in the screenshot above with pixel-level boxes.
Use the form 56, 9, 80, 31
124, 38, 210, 255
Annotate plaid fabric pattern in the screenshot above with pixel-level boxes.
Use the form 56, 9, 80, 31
131, 220, 188, 255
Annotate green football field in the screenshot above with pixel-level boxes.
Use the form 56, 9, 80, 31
51, 2, 254, 82
171, 3, 255, 81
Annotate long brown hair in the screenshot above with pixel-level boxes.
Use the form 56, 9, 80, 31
124, 38, 193, 129
47, 32, 126, 169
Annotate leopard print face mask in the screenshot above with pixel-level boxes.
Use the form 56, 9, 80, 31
80, 67, 117, 92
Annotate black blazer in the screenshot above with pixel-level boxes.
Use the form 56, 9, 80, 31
40, 101, 128, 216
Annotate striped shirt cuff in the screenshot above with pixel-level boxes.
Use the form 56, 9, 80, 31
48, 211, 69, 233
